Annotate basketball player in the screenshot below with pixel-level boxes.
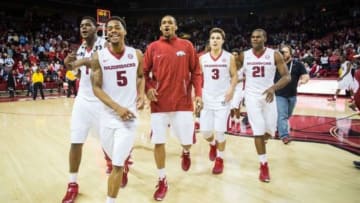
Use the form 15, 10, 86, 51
328, 55, 354, 102
143, 15, 203, 201
199, 28, 237, 174
90, 16, 145, 203
239, 29, 290, 182
61, 16, 110, 203
229, 48, 246, 133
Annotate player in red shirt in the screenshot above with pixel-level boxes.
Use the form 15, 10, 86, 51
143, 15, 203, 201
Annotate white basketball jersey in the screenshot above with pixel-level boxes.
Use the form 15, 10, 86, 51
200, 50, 231, 109
98, 46, 139, 127
76, 37, 107, 101
340, 61, 352, 79
243, 48, 276, 96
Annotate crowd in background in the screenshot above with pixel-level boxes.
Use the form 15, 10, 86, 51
0, 2, 359, 97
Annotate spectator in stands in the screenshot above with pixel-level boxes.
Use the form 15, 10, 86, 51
329, 51, 340, 73
309, 60, 325, 78
7, 69, 16, 98
320, 52, 329, 72
32, 68, 45, 100
24, 69, 33, 97
3, 53, 14, 73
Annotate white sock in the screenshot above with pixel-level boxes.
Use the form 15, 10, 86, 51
158, 168, 166, 179
235, 117, 240, 124
217, 150, 224, 158
183, 149, 189, 153
69, 173, 78, 183
106, 196, 116, 203
259, 154, 267, 164
210, 139, 216, 146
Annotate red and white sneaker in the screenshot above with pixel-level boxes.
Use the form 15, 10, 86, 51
209, 144, 217, 161
153, 177, 168, 201
212, 157, 224, 174
181, 151, 191, 171
62, 182, 79, 203
259, 162, 270, 182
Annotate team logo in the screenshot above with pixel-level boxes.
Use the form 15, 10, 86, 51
176, 51, 186, 56
222, 58, 227, 63
265, 55, 270, 59
128, 54, 134, 59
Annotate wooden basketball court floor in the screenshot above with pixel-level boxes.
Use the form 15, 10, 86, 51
0, 96, 359, 203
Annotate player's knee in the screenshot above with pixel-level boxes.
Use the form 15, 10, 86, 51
201, 131, 213, 139
215, 132, 226, 143
111, 165, 123, 173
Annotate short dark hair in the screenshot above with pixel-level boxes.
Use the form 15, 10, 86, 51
105, 16, 127, 30
209, 27, 225, 40
231, 48, 240, 54
81, 16, 97, 26
252, 28, 267, 39
160, 15, 177, 26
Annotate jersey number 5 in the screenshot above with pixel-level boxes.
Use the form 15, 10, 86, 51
117, 71, 128, 86
252, 66, 264, 77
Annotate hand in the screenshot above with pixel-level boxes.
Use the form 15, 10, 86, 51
194, 96, 203, 115
146, 88, 158, 102
337, 77, 343, 81
224, 88, 234, 103
262, 87, 275, 103
115, 106, 136, 121
136, 94, 145, 110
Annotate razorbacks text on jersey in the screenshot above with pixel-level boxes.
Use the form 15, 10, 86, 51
98, 46, 139, 127
200, 50, 232, 109
243, 48, 276, 96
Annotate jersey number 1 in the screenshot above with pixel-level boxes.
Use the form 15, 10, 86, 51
252, 66, 264, 77
117, 71, 128, 86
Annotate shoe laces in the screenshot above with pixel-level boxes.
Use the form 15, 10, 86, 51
156, 178, 167, 188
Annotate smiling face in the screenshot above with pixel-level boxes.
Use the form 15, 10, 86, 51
160, 16, 177, 39
79, 19, 96, 40
106, 20, 126, 46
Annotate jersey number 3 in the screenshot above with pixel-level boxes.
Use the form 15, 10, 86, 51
117, 71, 128, 86
252, 66, 264, 77
212, 68, 219, 80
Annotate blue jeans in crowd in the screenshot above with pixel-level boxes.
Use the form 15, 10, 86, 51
276, 95, 297, 139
